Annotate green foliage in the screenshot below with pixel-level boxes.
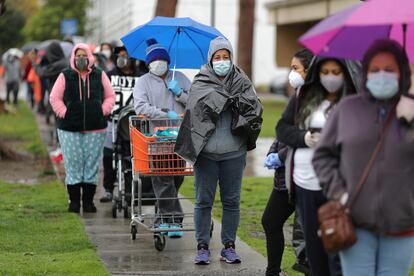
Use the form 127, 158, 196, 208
260, 99, 287, 138
0, 181, 109, 275
24, 0, 90, 41
0, 7, 26, 53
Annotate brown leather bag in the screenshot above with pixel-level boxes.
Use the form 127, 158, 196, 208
318, 106, 396, 253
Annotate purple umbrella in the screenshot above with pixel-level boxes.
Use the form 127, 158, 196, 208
299, 0, 414, 63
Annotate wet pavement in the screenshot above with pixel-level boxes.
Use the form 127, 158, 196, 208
35, 108, 268, 275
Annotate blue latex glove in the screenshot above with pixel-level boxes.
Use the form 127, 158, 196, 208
167, 110, 180, 119
168, 80, 182, 96
264, 153, 283, 169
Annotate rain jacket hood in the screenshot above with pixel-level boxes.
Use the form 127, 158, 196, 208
301, 56, 361, 98
175, 62, 263, 164
42, 41, 68, 83
45, 41, 66, 64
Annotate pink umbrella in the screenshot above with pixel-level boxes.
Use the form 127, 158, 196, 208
299, 0, 414, 63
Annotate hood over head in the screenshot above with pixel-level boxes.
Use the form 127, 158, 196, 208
70, 43, 95, 74
362, 39, 411, 95
45, 41, 65, 64
301, 56, 361, 96
207, 36, 234, 64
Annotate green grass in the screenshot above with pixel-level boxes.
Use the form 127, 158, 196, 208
0, 102, 47, 157
0, 102, 108, 275
180, 176, 300, 275
0, 181, 108, 275
260, 99, 287, 138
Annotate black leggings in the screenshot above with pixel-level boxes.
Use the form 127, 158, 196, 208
295, 185, 342, 276
262, 189, 297, 275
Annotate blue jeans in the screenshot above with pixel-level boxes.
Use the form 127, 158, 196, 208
340, 228, 414, 276
194, 153, 246, 246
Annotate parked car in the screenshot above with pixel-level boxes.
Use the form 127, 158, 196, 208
269, 67, 290, 96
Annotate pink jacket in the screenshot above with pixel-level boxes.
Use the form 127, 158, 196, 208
49, 43, 115, 122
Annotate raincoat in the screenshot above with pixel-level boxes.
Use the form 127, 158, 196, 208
175, 63, 263, 164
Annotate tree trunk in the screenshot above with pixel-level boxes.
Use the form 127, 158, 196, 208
154, 0, 178, 17
237, 0, 255, 81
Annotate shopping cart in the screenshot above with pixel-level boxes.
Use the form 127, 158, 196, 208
129, 116, 210, 251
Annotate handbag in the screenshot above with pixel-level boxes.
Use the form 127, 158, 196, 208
318, 106, 396, 253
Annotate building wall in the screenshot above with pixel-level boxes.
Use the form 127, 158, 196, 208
266, 0, 359, 67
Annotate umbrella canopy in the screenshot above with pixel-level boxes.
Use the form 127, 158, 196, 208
2, 48, 24, 61
21, 41, 40, 53
299, 0, 414, 62
121, 16, 226, 69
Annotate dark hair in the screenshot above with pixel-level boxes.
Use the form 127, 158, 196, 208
293, 48, 314, 71
362, 39, 411, 94
100, 42, 113, 52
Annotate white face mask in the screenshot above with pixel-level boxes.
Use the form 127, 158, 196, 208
101, 49, 111, 60
320, 74, 344, 93
149, 60, 168, 76
289, 70, 305, 89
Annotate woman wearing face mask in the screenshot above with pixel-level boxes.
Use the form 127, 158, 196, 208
262, 48, 314, 276
276, 56, 360, 276
49, 43, 116, 213
100, 42, 115, 72
175, 37, 263, 265
313, 40, 414, 276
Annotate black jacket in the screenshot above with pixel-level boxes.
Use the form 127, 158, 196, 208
175, 64, 263, 164
268, 139, 288, 191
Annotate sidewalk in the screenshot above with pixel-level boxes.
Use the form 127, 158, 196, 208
36, 113, 267, 275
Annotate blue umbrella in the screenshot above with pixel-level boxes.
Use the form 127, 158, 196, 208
121, 16, 226, 70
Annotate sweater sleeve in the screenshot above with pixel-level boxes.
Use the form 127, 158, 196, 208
133, 76, 167, 118
49, 73, 67, 118
101, 71, 116, 116
276, 94, 308, 148
312, 107, 347, 200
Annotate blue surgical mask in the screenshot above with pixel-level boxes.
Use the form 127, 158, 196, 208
213, 60, 231, 77
366, 71, 399, 100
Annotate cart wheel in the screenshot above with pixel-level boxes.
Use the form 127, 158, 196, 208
210, 221, 214, 238
111, 202, 117, 218
154, 234, 166, 251
131, 225, 137, 240
123, 205, 129, 219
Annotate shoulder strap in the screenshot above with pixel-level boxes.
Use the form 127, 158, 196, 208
347, 105, 396, 208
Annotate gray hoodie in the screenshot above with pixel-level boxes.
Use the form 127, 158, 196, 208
133, 70, 191, 118
312, 93, 414, 234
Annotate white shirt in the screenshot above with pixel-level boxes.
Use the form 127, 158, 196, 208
294, 100, 331, 191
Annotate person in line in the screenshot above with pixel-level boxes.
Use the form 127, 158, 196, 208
313, 39, 414, 276
100, 45, 147, 203
3, 53, 21, 105
262, 48, 314, 276
133, 38, 191, 236
100, 42, 115, 72
49, 43, 115, 213
175, 37, 263, 265
276, 56, 361, 276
